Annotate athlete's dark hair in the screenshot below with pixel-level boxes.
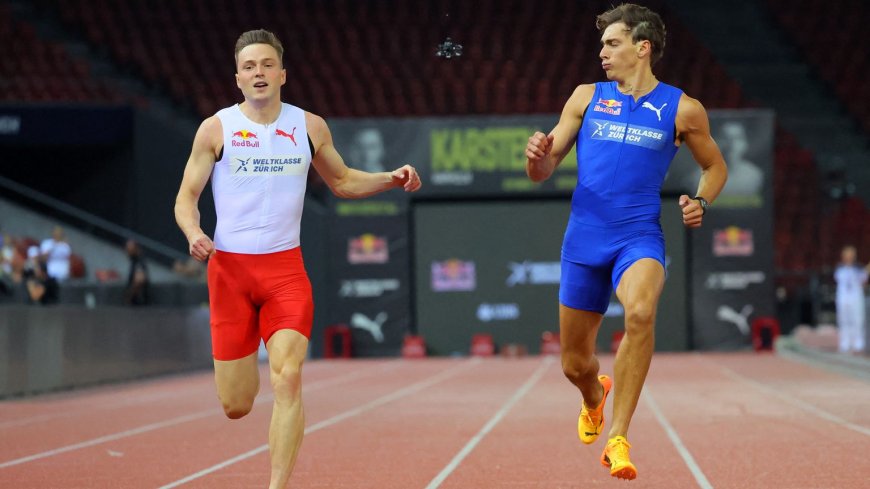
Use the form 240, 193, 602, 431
234, 29, 284, 67
596, 3, 667, 66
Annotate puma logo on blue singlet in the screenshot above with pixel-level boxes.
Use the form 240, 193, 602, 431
641, 101, 667, 121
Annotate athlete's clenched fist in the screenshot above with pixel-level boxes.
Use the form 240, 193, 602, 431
526, 132, 555, 161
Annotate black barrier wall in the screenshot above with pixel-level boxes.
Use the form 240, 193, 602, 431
0, 306, 212, 398
666, 110, 776, 349
325, 205, 411, 357
413, 198, 688, 355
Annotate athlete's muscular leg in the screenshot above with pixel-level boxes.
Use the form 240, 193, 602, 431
610, 258, 664, 438
560, 305, 606, 408
214, 352, 260, 419
265, 329, 308, 489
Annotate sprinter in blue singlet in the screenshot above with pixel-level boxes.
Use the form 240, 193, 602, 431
524, 4, 728, 481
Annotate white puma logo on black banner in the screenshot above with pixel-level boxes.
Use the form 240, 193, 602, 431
716, 304, 753, 335
351, 312, 387, 343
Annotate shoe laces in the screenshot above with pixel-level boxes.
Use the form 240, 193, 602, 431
581, 403, 601, 427
608, 437, 631, 459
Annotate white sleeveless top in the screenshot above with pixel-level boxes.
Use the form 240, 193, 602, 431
212, 103, 311, 254
835, 264, 868, 302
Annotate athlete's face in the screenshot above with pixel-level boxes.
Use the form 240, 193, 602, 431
599, 22, 650, 80
235, 44, 286, 102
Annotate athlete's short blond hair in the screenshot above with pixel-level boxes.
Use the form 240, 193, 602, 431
234, 29, 284, 67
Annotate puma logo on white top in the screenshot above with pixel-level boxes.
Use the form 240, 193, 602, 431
351, 312, 387, 343
716, 304, 753, 335
642, 102, 667, 121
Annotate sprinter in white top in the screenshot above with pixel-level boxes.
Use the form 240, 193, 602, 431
211, 102, 312, 254
834, 245, 869, 353
174, 29, 420, 489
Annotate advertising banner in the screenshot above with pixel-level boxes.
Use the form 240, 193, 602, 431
327, 110, 772, 354
413, 198, 688, 355
328, 115, 576, 198
325, 213, 411, 357
666, 110, 776, 349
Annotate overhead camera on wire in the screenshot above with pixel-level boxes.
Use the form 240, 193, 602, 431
436, 37, 463, 59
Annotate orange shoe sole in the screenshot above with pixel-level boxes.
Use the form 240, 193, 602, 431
601, 450, 638, 480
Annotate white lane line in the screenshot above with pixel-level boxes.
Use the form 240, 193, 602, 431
425, 356, 554, 489
643, 389, 714, 489
158, 359, 481, 489
0, 410, 218, 469
714, 363, 870, 437
0, 361, 400, 468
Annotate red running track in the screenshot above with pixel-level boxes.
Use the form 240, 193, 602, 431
1, 353, 868, 488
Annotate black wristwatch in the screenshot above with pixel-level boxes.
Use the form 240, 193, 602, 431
693, 196, 708, 215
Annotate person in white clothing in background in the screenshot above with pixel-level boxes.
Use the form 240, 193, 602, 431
39, 226, 71, 282
834, 245, 869, 354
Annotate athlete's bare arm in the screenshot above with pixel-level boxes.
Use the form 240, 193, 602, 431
175, 116, 222, 261
526, 84, 595, 182
306, 113, 421, 198
675, 94, 728, 228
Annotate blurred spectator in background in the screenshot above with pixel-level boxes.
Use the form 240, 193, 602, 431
1, 230, 14, 278
40, 225, 72, 282
834, 245, 868, 354
1, 232, 20, 299
3, 248, 28, 302
25, 261, 59, 305
26, 244, 40, 273
124, 239, 149, 306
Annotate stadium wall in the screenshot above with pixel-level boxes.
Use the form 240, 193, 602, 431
0, 305, 212, 398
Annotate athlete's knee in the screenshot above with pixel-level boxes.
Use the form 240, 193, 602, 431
561, 352, 598, 384
220, 393, 256, 419
270, 361, 303, 403
624, 301, 657, 331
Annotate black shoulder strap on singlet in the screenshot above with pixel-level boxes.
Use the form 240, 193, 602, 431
217, 145, 223, 162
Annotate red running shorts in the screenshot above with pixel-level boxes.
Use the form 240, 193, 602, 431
207, 247, 313, 361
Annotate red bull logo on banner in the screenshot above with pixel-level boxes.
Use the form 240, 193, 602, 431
348, 234, 389, 264
713, 226, 754, 257
231, 129, 260, 147
431, 259, 476, 292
